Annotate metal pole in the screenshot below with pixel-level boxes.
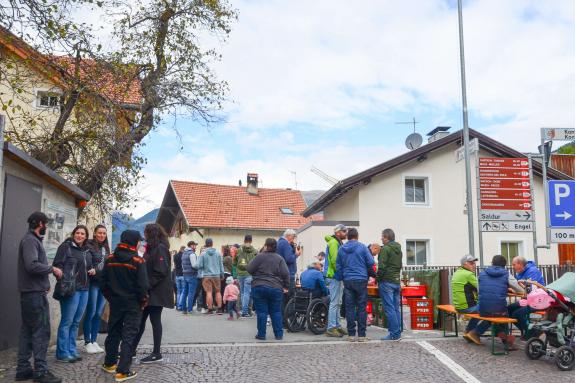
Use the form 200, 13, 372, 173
475, 151, 484, 267
541, 128, 551, 246
528, 154, 539, 265
458, 0, 475, 256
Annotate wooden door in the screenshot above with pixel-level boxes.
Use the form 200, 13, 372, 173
559, 244, 575, 265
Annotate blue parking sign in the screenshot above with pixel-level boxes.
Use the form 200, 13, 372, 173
549, 180, 575, 227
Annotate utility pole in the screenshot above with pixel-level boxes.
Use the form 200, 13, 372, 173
458, 0, 475, 256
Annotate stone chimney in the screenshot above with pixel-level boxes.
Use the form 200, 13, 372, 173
247, 173, 258, 195
427, 126, 451, 143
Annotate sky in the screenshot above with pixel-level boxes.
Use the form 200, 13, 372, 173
126, 0, 575, 217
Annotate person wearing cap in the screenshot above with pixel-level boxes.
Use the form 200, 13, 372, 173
324, 224, 348, 337
222, 276, 241, 320
197, 238, 224, 314
247, 238, 290, 340
300, 262, 329, 299
179, 241, 199, 314
234, 234, 258, 317
451, 254, 480, 336
16, 212, 63, 383
100, 229, 149, 382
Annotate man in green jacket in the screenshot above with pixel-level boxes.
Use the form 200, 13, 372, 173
451, 254, 480, 340
324, 224, 348, 337
234, 235, 258, 317
377, 228, 403, 341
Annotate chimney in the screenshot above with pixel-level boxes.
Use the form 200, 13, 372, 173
246, 173, 258, 195
427, 126, 451, 143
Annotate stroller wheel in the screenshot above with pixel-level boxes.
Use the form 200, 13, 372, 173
525, 338, 546, 360
555, 346, 575, 371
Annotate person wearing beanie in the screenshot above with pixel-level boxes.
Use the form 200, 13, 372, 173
100, 229, 149, 382
222, 276, 240, 320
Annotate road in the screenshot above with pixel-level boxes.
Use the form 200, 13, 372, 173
1, 309, 574, 382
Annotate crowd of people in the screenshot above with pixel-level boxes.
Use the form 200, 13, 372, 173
16, 210, 407, 382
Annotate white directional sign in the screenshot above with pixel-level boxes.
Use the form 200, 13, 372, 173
479, 210, 533, 221
543, 128, 575, 141
550, 228, 575, 243
481, 221, 534, 232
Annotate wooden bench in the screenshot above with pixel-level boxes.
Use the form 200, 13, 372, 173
437, 305, 518, 355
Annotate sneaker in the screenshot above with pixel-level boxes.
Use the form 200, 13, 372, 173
33, 370, 62, 383
115, 371, 138, 382
73, 356, 83, 362
140, 353, 163, 364
93, 343, 105, 353
336, 327, 348, 336
201, 308, 208, 314
55, 356, 76, 363
325, 328, 344, 338
275, 336, 283, 341
102, 364, 117, 374
357, 336, 370, 343
85, 343, 98, 354
15, 370, 33, 381
241, 313, 251, 318
347, 336, 357, 342
255, 335, 266, 341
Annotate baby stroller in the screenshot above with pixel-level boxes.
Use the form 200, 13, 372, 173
522, 272, 575, 371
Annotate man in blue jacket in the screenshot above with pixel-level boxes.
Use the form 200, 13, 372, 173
300, 262, 329, 299
277, 229, 301, 301
335, 228, 374, 342
508, 256, 545, 337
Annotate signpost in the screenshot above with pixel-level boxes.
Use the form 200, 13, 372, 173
477, 155, 536, 266
547, 180, 575, 244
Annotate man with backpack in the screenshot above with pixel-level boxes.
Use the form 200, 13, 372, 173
179, 241, 199, 314
234, 234, 258, 317
100, 230, 149, 382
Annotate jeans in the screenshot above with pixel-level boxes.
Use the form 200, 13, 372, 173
457, 305, 479, 332
508, 302, 531, 332
238, 276, 253, 315
252, 285, 284, 339
379, 281, 402, 338
57, 290, 89, 359
83, 283, 106, 344
17, 292, 50, 377
326, 278, 343, 330
227, 301, 238, 317
344, 280, 368, 337
104, 302, 141, 374
179, 276, 199, 312
175, 276, 185, 310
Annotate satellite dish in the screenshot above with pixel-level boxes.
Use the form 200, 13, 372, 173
405, 133, 423, 150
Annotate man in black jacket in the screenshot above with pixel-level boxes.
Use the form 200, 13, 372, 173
100, 230, 149, 382
16, 212, 62, 383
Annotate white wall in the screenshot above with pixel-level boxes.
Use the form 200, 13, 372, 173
319, 142, 558, 266
169, 228, 283, 254
323, 188, 359, 221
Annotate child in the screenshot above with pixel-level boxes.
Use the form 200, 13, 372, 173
223, 276, 240, 320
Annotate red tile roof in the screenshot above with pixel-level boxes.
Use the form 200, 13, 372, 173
170, 180, 314, 230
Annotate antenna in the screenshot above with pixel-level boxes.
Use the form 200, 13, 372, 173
395, 117, 419, 133
289, 170, 298, 190
310, 166, 339, 186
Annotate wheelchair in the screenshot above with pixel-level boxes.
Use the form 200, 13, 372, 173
284, 289, 328, 334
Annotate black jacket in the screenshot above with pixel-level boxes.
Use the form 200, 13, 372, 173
87, 238, 110, 285
53, 238, 92, 291
247, 251, 290, 291
100, 243, 149, 307
18, 230, 52, 293
173, 251, 183, 277
144, 243, 174, 308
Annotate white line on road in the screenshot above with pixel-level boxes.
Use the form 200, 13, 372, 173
417, 341, 481, 383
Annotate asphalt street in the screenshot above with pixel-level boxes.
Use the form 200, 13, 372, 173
1, 308, 575, 382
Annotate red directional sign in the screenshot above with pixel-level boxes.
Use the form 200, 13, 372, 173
480, 189, 532, 200
480, 179, 530, 190
480, 199, 532, 211
479, 168, 530, 179
479, 158, 529, 169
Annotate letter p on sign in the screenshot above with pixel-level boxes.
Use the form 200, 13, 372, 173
555, 183, 571, 206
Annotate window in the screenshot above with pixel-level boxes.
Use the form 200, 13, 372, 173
37, 91, 59, 108
404, 177, 428, 204
406, 240, 428, 266
280, 207, 293, 215
501, 241, 521, 263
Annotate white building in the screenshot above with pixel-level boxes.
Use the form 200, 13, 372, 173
299, 128, 569, 269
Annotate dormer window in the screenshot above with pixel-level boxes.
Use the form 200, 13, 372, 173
36, 91, 60, 108
280, 207, 293, 215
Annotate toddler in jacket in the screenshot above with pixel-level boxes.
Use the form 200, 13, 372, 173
223, 277, 240, 320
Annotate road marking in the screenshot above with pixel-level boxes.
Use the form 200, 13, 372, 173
417, 341, 481, 383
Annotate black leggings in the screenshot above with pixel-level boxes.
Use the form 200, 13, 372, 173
134, 306, 163, 355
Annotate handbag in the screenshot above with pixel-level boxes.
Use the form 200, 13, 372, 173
53, 247, 77, 301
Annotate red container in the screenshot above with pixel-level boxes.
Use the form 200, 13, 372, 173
402, 285, 427, 298
411, 314, 434, 330
409, 298, 434, 330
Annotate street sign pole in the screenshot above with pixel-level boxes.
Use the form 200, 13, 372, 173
541, 128, 551, 246
475, 152, 484, 267
528, 154, 539, 265
458, 0, 475, 257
